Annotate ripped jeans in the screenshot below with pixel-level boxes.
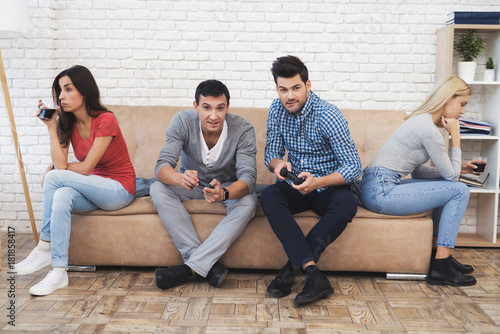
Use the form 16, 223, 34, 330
359, 167, 470, 248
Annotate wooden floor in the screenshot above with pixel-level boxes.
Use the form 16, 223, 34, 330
0, 233, 499, 333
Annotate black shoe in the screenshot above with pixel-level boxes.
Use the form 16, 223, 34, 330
427, 256, 476, 287
267, 261, 296, 298
294, 265, 334, 307
155, 265, 193, 289
431, 248, 474, 274
207, 262, 228, 287
450, 256, 474, 274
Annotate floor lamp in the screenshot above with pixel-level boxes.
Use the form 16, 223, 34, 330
0, 0, 38, 244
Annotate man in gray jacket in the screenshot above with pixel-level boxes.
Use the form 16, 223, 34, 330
150, 80, 257, 289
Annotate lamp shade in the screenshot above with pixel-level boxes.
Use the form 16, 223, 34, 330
0, 0, 33, 35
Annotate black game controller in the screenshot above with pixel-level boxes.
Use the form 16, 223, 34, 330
198, 180, 215, 189
279, 167, 305, 185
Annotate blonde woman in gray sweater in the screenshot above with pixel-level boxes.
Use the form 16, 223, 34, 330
359, 75, 478, 287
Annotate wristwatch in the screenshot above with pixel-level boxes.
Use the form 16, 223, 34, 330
222, 187, 229, 201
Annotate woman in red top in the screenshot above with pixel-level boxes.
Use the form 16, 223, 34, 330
14, 65, 136, 296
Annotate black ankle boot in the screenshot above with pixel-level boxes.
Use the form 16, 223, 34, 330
431, 249, 474, 274
427, 256, 476, 287
155, 265, 193, 289
294, 265, 334, 307
450, 256, 474, 274
267, 261, 295, 298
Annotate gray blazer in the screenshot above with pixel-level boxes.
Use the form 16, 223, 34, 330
154, 110, 257, 193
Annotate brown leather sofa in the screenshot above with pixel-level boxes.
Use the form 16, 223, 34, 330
68, 106, 433, 275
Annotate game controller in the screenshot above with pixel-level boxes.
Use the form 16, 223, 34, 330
198, 180, 215, 189
279, 167, 305, 185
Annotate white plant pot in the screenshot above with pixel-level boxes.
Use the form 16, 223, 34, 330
457, 61, 477, 83
484, 69, 495, 82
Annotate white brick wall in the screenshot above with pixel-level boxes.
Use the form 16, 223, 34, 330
1, 0, 499, 234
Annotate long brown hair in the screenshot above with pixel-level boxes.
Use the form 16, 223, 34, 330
52, 65, 110, 147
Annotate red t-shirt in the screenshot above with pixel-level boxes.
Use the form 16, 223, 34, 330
71, 112, 136, 196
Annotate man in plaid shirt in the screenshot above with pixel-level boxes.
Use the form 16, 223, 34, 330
261, 55, 362, 307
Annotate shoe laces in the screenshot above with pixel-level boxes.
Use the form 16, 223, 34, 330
35, 270, 66, 287
17, 249, 47, 267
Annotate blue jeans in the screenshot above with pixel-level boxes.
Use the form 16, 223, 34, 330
359, 167, 470, 248
40, 170, 135, 267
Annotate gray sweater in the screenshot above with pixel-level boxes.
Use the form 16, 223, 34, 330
154, 110, 257, 193
367, 113, 462, 181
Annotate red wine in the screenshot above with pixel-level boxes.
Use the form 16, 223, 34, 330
474, 163, 486, 173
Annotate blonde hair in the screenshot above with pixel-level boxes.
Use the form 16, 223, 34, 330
405, 75, 471, 120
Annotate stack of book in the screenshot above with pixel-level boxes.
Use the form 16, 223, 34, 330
447, 12, 500, 25
459, 118, 492, 135
459, 172, 490, 188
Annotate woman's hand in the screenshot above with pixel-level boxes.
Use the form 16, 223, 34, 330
461, 159, 487, 174
460, 161, 476, 174
442, 116, 460, 148
36, 99, 58, 127
41, 164, 53, 188
441, 116, 460, 136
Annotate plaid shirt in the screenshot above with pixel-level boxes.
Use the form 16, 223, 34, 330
265, 91, 362, 192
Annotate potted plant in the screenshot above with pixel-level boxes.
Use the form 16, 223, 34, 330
454, 29, 488, 83
484, 57, 495, 82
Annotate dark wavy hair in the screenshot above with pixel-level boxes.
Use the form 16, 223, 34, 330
271, 55, 309, 85
51, 65, 110, 147
194, 80, 230, 105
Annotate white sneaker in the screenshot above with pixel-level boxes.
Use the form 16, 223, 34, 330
29, 270, 68, 296
13, 248, 51, 275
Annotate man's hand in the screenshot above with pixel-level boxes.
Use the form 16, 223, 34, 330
180, 170, 199, 190
202, 179, 223, 203
273, 161, 292, 180
291, 172, 317, 195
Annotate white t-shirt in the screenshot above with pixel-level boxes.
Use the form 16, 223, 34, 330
199, 120, 228, 169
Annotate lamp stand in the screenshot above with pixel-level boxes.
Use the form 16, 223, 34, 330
0, 49, 39, 244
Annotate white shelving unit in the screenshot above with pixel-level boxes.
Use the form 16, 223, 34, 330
436, 25, 500, 247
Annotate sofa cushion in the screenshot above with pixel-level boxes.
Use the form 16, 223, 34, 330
76, 196, 430, 219
69, 210, 432, 273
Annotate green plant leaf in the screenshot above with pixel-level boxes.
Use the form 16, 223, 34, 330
453, 30, 488, 62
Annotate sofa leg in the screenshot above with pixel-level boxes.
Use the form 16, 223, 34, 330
386, 273, 426, 280
68, 265, 96, 272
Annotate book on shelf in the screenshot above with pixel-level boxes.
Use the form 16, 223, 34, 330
459, 172, 490, 188
459, 118, 491, 135
446, 11, 500, 25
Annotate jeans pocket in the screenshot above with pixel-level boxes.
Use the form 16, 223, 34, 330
381, 174, 399, 194
360, 171, 399, 214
